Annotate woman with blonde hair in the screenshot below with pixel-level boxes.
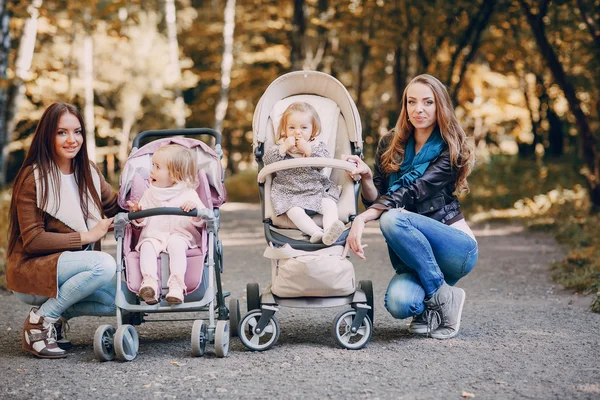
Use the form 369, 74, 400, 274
343, 74, 478, 339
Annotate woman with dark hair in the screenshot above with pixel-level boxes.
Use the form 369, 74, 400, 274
343, 74, 478, 339
7, 102, 120, 358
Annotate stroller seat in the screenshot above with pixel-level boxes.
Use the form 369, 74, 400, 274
260, 93, 358, 247
92, 131, 235, 362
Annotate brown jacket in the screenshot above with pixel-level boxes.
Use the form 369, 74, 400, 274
7, 164, 120, 298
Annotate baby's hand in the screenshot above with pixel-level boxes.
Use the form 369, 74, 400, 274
180, 201, 197, 213
296, 138, 312, 156
127, 200, 142, 212
283, 136, 296, 150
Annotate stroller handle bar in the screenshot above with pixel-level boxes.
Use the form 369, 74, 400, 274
257, 158, 357, 184
123, 207, 215, 222
132, 128, 222, 148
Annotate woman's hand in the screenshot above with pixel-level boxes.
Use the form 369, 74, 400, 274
342, 215, 368, 260
341, 208, 384, 260
342, 154, 372, 181
81, 217, 114, 245
180, 201, 197, 212
296, 138, 312, 157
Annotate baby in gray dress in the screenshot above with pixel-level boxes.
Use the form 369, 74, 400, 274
264, 102, 345, 245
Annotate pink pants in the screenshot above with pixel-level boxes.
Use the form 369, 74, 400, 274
139, 237, 188, 282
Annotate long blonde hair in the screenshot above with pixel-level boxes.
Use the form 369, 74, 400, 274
276, 102, 321, 143
154, 144, 199, 188
381, 74, 474, 194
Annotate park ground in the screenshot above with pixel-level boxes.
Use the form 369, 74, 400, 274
0, 204, 598, 399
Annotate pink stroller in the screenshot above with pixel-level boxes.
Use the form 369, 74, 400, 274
92, 129, 240, 361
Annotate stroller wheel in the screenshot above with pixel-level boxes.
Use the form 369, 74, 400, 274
114, 325, 139, 361
239, 310, 280, 352
191, 320, 207, 357
246, 283, 260, 312
214, 320, 230, 358
358, 280, 374, 324
332, 309, 372, 350
93, 325, 116, 362
228, 298, 240, 337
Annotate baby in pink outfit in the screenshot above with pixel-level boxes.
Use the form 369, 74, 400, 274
127, 144, 206, 305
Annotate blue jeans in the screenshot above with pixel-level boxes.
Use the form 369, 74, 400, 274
35, 251, 117, 320
380, 209, 478, 320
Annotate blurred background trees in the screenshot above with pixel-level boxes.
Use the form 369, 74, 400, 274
0, 0, 598, 207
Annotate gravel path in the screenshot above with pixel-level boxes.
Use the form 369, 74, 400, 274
1, 204, 598, 399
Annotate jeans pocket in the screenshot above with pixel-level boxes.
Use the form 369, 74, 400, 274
460, 245, 479, 276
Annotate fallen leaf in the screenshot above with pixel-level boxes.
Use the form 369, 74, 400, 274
462, 391, 475, 398
170, 361, 186, 367
16, 369, 25, 373
143, 384, 151, 388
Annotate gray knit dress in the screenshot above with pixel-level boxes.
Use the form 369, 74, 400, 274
263, 141, 340, 216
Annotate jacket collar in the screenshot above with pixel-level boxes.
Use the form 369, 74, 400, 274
33, 165, 102, 232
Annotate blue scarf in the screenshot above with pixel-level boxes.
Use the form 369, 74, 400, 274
386, 126, 445, 194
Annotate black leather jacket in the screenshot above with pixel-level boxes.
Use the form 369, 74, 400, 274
362, 133, 463, 225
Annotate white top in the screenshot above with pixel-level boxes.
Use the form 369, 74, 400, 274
450, 218, 476, 242
61, 173, 88, 232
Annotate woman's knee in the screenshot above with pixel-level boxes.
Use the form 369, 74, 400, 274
384, 274, 425, 319
379, 209, 411, 236
92, 252, 117, 283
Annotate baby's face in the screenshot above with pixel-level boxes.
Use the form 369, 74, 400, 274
284, 111, 313, 143
150, 151, 175, 188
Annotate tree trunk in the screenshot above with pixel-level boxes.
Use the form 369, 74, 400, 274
0, 0, 11, 187
545, 107, 564, 158
518, 74, 539, 159
449, 0, 496, 104
2, 0, 42, 185
83, 12, 96, 163
214, 0, 236, 160
393, 44, 409, 110
576, 0, 600, 53
165, 0, 185, 128
519, 0, 600, 208
290, 0, 305, 71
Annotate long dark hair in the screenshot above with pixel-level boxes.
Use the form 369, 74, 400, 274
381, 74, 475, 194
8, 102, 103, 255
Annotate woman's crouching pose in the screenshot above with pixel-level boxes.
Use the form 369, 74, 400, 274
343, 74, 478, 339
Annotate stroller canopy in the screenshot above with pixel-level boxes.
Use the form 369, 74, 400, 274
253, 71, 363, 152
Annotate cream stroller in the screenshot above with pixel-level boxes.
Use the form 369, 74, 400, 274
92, 129, 240, 361
239, 71, 374, 351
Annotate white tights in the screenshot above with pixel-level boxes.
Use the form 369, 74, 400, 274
139, 238, 188, 282
285, 198, 338, 236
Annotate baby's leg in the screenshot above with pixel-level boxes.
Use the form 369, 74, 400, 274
139, 242, 159, 304
139, 242, 159, 280
287, 206, 323, 243
166, 237, 188, 278
321, 198, 339, 231
321, 198, 345, 246
286, 206, 322, 236
165, 237, 188, 304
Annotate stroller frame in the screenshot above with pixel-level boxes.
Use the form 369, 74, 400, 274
93, 128, 239, 362
239, 71, 374, 351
